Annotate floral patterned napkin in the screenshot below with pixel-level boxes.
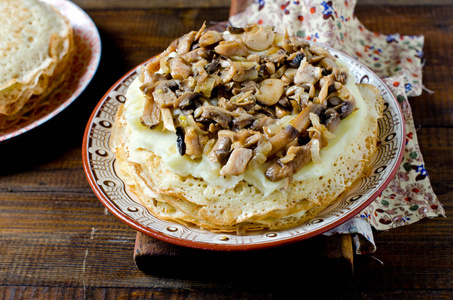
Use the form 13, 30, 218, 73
230, 0, 445, 253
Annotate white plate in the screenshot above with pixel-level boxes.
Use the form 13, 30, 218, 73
83, 47, 405, 251
0, 0, 101, 142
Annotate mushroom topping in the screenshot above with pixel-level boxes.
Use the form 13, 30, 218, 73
138, 24, 358, 182
255, 78, 285, 106
220, 147, 253, 176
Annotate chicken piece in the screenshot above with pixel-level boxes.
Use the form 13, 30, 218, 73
169, 57, 191, 80
220, 147, 253, 176
294, 57, 322, 85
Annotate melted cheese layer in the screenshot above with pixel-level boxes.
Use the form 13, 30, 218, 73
123, 67, 368, 196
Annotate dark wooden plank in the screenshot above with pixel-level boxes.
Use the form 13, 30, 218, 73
133, 232, 354, 277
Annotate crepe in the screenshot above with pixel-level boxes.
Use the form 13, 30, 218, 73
110, 24, 384, 233
0, 0, 74, 128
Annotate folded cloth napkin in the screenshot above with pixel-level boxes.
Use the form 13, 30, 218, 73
230, 0, 445, 254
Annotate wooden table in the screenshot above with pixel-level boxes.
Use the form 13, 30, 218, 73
1, 0, 452, 298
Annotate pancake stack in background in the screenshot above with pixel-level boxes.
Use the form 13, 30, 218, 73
0, 0, 74, 129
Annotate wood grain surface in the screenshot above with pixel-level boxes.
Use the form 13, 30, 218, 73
0, 1, 452, 299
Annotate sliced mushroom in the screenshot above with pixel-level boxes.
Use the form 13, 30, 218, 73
265, 145, 312, 182
194, 106, 232, 129
335, 68, 349, 85
336, 101, 355, 119
267, 103, 323, 156
176, 127, 186, 155
227, 26, 245, 34
308, 44, 336, 61
208, 136, 232, 164
326, 96, 342, 107
268, 125, 299, 157
174, 92, 202, 111
250, 116, 274, 132
324, 108, 340, 132
333, 86, 356, 119
219, 65, 237, 84
291, 103, 323, 132
139, 73, 166, 97
205, 59, 220, 74
287, 53, 305, 68
220, 147, 253, 176
255, 78, 285, 106
268, 49, 288, 65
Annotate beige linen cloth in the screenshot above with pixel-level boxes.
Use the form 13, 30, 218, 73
229, 0, 445, 253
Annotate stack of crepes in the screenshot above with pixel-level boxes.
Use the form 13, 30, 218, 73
0, 0, 74, 129
229, 0, 445, 253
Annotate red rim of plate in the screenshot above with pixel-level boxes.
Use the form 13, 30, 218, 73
83, 54, 406, 251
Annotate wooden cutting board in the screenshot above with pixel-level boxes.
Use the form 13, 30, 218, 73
133, 232, 355, 277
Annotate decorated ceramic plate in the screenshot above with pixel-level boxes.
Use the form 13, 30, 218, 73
0, 0, 101, 143
83, 46, 405, 251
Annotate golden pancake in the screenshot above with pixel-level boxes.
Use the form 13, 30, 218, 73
0, 0, 74, 128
